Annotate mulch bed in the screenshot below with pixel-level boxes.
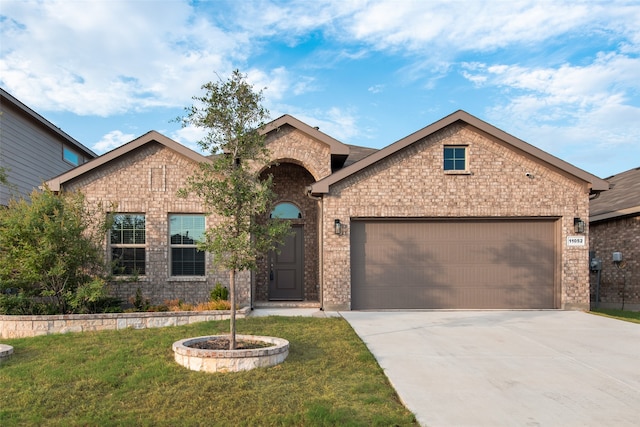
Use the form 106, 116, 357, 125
189, 337, 272, 350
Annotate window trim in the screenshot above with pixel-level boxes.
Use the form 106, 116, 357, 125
443, 145, 470, 174
169, 214, 206, 278
109, 213, 146, 276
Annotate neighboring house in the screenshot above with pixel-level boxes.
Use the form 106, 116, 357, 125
46, 110, 608, 311
589, 167, 640, 310
0, 88, 96, 206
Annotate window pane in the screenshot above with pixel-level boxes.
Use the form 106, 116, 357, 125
169, 215, 205, 276
444, 159, 455, 170
112, 247, 145, 275
111, 214, 145, 244
170, 215, 205, 244
171, 248, 205, 276
271, 202, 302, 219
63, 147, 80, 166
444, 146, 466, 171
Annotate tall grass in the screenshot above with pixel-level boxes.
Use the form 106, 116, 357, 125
0, 316, 417, 426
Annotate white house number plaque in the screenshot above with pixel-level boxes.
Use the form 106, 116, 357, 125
567, 236, 586, 247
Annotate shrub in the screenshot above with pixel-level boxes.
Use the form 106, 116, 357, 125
210, 282, 229, 301
0, 187, 112, 314
129, 288, 151, 312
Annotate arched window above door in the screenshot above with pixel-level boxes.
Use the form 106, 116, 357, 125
270, 202, 302, 219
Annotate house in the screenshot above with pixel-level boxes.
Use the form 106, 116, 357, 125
46, 110, 608, 310
0, 88, 96, 205
589, 166, 640, 310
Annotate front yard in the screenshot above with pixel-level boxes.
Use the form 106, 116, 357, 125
0, 316, 417, 426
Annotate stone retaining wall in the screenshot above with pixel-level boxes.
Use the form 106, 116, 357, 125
0, 307, 249, 339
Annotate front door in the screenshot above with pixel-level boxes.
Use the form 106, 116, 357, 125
269, 225, 304, 300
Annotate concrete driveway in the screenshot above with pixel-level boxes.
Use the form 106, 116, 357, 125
340, 310, 640, 427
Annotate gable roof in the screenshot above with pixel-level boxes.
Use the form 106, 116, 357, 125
261, 114, 351, 171
1, 87, 96, 158
261, 114, 350, 156
590, 166, 640, 222
310, 110, 610, 194
46, 130, 208, 191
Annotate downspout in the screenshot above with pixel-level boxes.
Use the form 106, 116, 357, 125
306, 186, 324, 310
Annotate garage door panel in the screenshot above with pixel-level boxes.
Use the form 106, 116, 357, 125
351, 219, 557, 309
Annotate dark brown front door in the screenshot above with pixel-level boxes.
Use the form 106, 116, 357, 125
269, 225, 304, 300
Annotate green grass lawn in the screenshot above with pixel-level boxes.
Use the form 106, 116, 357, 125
590, 308, 640, 324
0, 316, 417, 426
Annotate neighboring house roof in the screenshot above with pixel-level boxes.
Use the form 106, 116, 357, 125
0, 87, 96, 159
310, 110, 610, 194
590, 166, 640, 222
47, 130, 209, 191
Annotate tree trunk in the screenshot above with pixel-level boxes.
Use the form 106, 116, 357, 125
229, 269, 237, 350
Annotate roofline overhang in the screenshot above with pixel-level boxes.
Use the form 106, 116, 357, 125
46, 130, 209, 191
310, 110, 610, 194
1, 87, 97, 158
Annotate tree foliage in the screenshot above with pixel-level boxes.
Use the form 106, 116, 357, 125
178, 70, 290, 348
0, 187, 115, 314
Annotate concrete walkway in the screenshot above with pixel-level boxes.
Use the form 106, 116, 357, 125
340, 310, 640, 427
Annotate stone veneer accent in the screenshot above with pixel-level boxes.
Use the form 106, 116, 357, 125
172, 334, 289, 373
320, 123, 591, 310
589, 216, 640, 309
0, 308, 249, 339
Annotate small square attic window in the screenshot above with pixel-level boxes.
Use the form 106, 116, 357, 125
443, 146, 467, 171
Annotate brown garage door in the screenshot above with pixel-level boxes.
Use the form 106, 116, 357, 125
350, 219, 559, 309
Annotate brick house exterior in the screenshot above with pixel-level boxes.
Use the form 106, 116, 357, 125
47, 111, 608, 310
589, 167, 640, 310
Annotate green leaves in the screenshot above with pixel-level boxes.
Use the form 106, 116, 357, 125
0, 187, 110, 313
178, 70, 290, 274
178, 70, 290, 348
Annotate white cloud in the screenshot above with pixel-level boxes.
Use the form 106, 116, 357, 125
0, 0, 241, 116
344, 1, 618, 53
92, 130, 136, 154
464, 53, 640, 124
170, 125, 209, 153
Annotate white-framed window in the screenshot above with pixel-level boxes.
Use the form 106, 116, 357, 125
110, 214, 146, 275
169, 214, 205, 276
63, 146, 80, 166
443, 146, 467, 171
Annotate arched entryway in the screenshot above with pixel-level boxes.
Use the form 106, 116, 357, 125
256, 163, 319, 303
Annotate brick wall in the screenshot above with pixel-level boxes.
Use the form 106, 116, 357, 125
589, 216, 640, 309
320, 123, 591, 310
64, 142, 251, 306
256, 163, 319, 301
264, 125, 332, 180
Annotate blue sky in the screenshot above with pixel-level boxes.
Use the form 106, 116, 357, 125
1, 0, 639, 179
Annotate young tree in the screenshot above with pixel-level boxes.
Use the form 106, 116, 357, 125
0, 187, 112, 314
178, 70, 290, 349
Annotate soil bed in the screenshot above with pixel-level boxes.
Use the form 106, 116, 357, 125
188, 337, 273, 350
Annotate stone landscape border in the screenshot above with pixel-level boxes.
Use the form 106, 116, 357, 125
0, 307, 250, 339
173, 334, 290, 373
0, 344, 13, 363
